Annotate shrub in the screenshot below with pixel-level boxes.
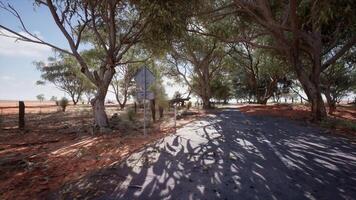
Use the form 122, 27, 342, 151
57, 97, 69, 112
127, 107, 136, 121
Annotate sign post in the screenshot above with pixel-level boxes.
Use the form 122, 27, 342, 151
143, 67, 147, 136
134, 66, 155, 136
174, 104, 177, 133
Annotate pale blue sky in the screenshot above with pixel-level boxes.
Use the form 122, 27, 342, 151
0, 0, 184, 101
0, 0, 70, 100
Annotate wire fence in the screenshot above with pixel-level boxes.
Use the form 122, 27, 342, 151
0, 102, 94, 130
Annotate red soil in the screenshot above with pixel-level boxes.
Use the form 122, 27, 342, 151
0, 107, 203, 199
238, 104, 356, 136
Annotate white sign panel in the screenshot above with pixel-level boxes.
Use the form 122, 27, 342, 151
134, 67, 155, 90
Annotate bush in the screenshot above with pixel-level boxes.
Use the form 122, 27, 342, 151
57, 97, 69, 112
127, 107, 136, 121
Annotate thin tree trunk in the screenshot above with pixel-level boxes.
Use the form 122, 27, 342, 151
159, 106, 164, 119
70, 94, 77, 105
324, 89, 336, 114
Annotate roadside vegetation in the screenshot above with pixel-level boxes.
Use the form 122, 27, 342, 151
0, 0, 355, 199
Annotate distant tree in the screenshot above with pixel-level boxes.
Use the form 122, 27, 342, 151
166, 33, 226, 109
211, 73, 232, 104
50, 96, 57, 102
83, 83, 96, 104
228, 43, 288, 104
35, 53, 85, 105
36, 94, 45, 102
110, 49, 143, 109
321, 54, 356, 113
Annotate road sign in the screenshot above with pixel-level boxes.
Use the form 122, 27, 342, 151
136, 91, 154, 100
134, 67, 155, 90
133, 66, 156, 136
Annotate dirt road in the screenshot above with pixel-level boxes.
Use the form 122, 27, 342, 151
52, 109, 356, 200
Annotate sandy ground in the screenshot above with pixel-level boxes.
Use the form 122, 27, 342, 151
0, 105, 204, 200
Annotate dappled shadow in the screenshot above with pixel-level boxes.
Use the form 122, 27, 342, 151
53, 109, 356, 200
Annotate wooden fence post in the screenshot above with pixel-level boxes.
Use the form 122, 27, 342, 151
19, 101, 25, 129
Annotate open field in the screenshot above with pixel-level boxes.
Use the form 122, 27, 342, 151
0, 103, 204, 199
0, 100, 67, 114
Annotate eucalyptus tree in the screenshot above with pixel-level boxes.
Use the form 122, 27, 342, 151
192, 0, 356, 120
35, 53, 86, 105
0, 0, 195, 128
109, 47, 148, 110
321, 53, 356, 114
233, 0, 356, 120
228, 42, 288, 104
166, 34, 227, 109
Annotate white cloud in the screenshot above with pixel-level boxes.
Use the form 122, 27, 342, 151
0, 29, 51, 59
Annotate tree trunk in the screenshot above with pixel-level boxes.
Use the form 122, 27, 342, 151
324, 90, 336, 114
70, 94, 77, 105
91, 92, 109, 128
90, 68, 114, 128
159, 106, 164, 119
257, 98, 268, 105
290, 47, 327, 121
116, 90, 128, 110
298, 74, 327, 121
202, 95, 211, 109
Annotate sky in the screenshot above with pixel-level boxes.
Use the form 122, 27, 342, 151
0, 0, 185, 101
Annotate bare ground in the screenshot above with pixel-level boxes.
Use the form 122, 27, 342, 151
0, 105, 203, 199
238, 104, 356, 137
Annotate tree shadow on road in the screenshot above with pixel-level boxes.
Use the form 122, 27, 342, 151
52, 109, 356, 200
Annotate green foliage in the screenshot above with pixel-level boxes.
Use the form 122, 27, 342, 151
35, 52, 87, 105
211, 73, 232, 103
58, 97, 69, 112
321, 52, 356, 103
137, 0, 200, 54
36, 94, 45, 102
229, 45, 288, 103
